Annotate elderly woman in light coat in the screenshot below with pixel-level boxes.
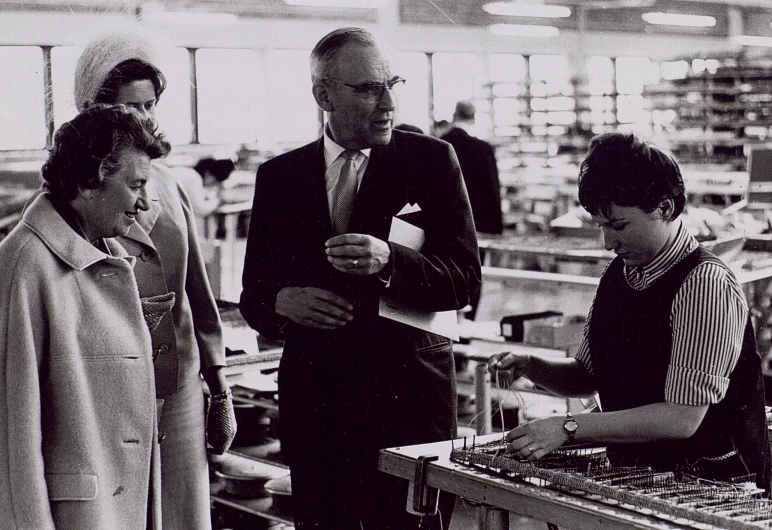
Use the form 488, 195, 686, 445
0, 105, 171, 529
74, 32, 237, 530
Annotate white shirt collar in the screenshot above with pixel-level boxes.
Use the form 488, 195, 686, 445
323, 127, 371, 168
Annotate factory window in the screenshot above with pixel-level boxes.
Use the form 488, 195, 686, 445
529, 55, 572, 96
263, 49, 318, 149
432, 52, 486, 123
155, 47, 194, 145
393, 52, 431, 135
488, 53, 527, 138
50, 46, 192, 145
0, 46, 46, 150
615, 56, 656, 130
489, 53, 527, 85
661, 59, 690, 81
584, 56, 617, 134
529, 55, 575, 137
196, 48, 261, 145
50, 46, 81, 132
586, 56, 615, 95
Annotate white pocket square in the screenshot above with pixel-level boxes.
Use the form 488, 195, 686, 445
397, 203, 421, 216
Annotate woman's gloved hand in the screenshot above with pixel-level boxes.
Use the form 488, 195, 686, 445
206, 389, 237, 455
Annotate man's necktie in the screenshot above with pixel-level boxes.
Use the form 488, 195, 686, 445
332, 149, 359, 235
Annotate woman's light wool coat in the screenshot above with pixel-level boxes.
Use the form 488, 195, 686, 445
0, 194, 161, 529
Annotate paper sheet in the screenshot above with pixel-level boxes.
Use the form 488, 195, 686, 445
378, 214, 459, 341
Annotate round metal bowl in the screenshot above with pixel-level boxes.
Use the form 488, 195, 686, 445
215, 465, 289, 499
264, 474, 293, 514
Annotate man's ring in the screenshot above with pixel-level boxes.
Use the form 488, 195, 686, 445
526, 446, 533, 454
352, 259, 358, 267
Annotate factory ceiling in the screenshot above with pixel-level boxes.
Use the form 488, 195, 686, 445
3, 0, 772, 38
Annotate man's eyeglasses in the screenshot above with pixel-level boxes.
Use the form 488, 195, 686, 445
325, 77, 406, 103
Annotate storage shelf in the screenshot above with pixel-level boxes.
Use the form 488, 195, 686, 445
211, 483, 293, 526
645, 54, 772, 169
210, 440, 291, 526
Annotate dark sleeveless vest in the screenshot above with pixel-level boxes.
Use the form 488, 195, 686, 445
589, 246, 771, 490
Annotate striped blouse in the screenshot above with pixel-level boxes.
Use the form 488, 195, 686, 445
574, 221, 748, 406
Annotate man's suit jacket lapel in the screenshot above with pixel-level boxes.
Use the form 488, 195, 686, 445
302, 138, 334, 237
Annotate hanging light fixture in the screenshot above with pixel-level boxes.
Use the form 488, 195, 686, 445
482, 2, 571, 18
732, 35, 772, 48
642, 12, 716, 28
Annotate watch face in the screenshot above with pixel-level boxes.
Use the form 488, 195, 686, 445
565, 420, 578, 433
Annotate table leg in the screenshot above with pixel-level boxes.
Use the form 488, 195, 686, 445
476, 506, 509, 530
474, 362, 493, 435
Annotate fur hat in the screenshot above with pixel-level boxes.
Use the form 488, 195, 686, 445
74, 31, 162, 112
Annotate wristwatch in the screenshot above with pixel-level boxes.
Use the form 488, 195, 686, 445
563, 412, 578, 443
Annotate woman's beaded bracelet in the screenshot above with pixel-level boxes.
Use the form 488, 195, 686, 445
209, 388, 232, 402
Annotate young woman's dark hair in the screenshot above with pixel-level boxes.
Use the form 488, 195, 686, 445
193, 158, 236, 183
94, 59, 167, 104
578, 132, 686, 220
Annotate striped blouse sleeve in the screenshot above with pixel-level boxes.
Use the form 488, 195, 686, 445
666, 261, 748, 405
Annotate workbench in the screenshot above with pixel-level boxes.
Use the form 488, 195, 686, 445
378, 434, 725, 530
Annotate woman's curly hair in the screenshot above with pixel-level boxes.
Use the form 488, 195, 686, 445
41, 104, 170, 201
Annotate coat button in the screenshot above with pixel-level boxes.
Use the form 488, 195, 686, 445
158, 432, 166, 443
153, 344, 170, 362
140, 251, 152, 261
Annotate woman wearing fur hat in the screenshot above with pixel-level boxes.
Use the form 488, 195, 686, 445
74, 31, 236, 530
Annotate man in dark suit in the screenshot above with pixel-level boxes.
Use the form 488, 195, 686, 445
441, 101, 503, 236
441, 101, 502, 320
239, 28, 480, 530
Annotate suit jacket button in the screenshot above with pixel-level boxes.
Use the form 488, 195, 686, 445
158, 344, 170, 354
158, 432, 166, 443
140, 250, 152, 261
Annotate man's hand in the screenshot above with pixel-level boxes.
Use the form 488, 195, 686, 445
325, 234, 390, 276
276, 287, 353, 330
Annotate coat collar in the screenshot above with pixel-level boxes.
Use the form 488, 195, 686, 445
443, 126, 471, 140
22, 193, 132, 271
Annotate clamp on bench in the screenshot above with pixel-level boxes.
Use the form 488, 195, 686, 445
406, 454, 439, 516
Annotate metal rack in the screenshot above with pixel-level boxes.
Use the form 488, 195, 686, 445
645, 55, 772, 170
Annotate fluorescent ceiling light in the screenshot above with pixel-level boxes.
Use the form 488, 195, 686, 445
143, 12, 238, 25
732, 35, 772, 48
483, 2, 570, 18
489, 24, 559, 37
642, 12, 716, 27
282, 0, 384, 7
